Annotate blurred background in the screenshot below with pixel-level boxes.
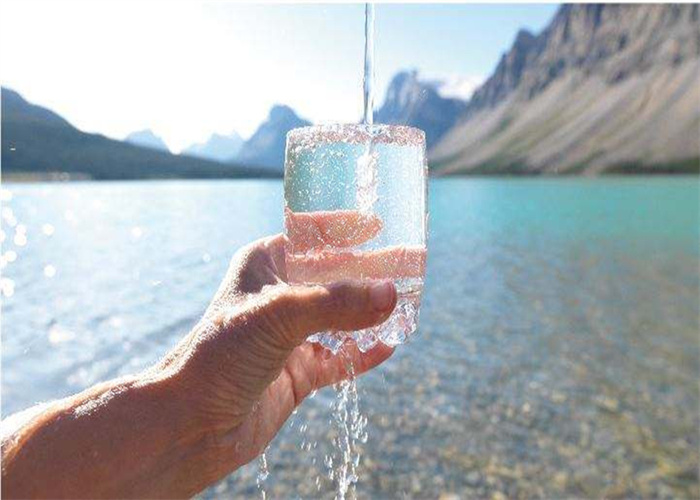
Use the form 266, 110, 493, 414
1, 2, 698, 498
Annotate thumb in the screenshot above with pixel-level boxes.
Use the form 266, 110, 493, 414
263, 281, 397, 348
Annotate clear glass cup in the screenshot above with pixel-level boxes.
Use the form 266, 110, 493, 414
284, 124, 428, 353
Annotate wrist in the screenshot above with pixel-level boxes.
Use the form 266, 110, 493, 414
150, 361, 242, 493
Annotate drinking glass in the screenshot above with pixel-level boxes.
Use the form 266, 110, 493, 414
284, 124, 427, 353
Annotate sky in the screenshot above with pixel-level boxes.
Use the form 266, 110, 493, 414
0, 2, 558, 152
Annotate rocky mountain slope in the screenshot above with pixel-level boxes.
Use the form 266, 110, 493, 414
236, 105, 311, 172
375, 70, 467, 149
125, 129, 170, 152
431, 4, 700, 174
183, 132, 244, 162
1, 88, 274, 180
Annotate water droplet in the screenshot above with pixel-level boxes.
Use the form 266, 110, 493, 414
42, 223, 55, 236
44, 265, 56, 278
48, 324, 75, 344
2, 208, 17, 227
64, 210, 76, 223
256, 449, 270, 499
13, 232, 27, 247
1, 278, 15, 297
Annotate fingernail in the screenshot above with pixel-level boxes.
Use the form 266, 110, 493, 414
369, 282, 394, 311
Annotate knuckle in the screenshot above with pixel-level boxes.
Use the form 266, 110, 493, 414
263, 287, 297, 317
327, 283, 360, 312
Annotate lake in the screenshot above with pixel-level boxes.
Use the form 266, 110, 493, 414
1, 178, 698, 498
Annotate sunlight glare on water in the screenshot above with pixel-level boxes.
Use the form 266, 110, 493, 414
2, 179, 698, 498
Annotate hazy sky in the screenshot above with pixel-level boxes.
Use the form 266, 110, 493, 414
0, 2, 558, 152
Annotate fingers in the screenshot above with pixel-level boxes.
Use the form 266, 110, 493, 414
207, 236, 286, 310
286, 245, 426, 283
262, 234, 288, 280
285, 208, 383, 253
313, 342, 395, 389
261, 281, 397, 349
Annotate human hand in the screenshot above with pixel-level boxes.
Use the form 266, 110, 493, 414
0, 215, 399, 500
160, 225, 397, 490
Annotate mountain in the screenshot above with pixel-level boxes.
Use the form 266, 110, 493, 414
430, 4, 700, 175
182, 132, 244, 162
375, 70, 468, 149
125, 129, 170, 152
434, 75, 484, 101
236, 105, 311, 172
1, 88, 275, 180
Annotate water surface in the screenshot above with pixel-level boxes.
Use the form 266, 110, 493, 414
2, 178, 698, 498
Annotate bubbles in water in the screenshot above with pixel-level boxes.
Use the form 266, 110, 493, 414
356, 146, 378, 213
42, 223, 55, 236
310, 279, 423, 354
44, 265, 57, 278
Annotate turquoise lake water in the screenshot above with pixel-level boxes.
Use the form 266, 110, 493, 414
1, 177, 698, 498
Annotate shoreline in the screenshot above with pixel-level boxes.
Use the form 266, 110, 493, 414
2, 166, 698, 184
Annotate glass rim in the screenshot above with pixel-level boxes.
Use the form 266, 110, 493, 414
286, 123, 425, 147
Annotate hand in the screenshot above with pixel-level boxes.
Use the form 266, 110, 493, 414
159, 231, 397, 490
1, 217, 399, 500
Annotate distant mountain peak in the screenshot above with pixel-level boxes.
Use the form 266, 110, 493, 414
182, 131, 243, 163
125, 129, 170, 153
433, 75, 484, 101
514, 28, 536, 46
466, 3, 700, 115
375, 69, 467, 149
1, 89, 272, 179
1, 87, 75, 130
269, 104, 299, 121
235, 105, 311, 171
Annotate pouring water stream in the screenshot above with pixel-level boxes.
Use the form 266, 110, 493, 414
259, 5, 377, 498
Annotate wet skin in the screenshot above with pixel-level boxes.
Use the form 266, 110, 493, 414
2, 212, 401, 499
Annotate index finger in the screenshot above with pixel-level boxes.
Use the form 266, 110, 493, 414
285, 208, 383, 253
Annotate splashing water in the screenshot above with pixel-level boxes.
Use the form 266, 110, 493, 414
256, 448, 269, 500
282, 4, 422, 497
356, 143, 379, 214
328, 8, 374, 494
325, 356, 369, 500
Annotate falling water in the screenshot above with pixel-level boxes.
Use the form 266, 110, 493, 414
357, 3, 379, 214
328, 5, 376, 498
362, 3, 375, 125
327, 356, 368, 500
256, 449, 269, 500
